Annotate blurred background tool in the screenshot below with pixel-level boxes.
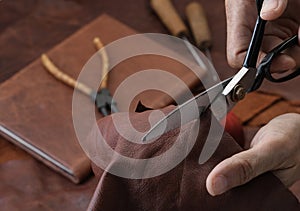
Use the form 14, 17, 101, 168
93, 37, 119, 116
185, 2, 213, 63
150, 0, 207, 71
41, 37, 118, 116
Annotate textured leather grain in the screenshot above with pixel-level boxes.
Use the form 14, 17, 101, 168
232, 91, 300, 127
0, 159, 97, 211
232, 91, 282, 123
88, 107, 300, 210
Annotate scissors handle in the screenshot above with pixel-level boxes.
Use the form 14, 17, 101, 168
264, 35, 299, 83
243, 0, 266, 68
250, 35, 300, 91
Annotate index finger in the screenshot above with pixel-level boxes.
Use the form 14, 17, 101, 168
225, 0, 257, 68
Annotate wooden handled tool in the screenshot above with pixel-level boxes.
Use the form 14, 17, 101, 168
186, 2, 212, 51
150, 0, 208, 70
150, 0, 188, 37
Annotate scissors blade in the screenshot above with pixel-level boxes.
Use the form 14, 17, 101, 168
141, 77, 234, 142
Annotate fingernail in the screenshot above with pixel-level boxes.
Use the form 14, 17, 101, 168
212, 175, 228, 195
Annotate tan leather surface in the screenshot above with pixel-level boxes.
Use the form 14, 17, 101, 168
88, 107, 300, 210
248, 100, 298, 126
232, 91, 282, 123
0, 159, 97, 211
0, 137, 30, 164
232, 91, 300, 127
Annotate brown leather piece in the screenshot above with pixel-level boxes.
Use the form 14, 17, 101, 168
232, 91, 300, 127
0, 159, 97, 210
232, 91, 282, 123
0, 138, 30, 164
248, 101, 298, 126
108, 54, 203, 110
88, 107, 300, 210
290, 101, 300, 107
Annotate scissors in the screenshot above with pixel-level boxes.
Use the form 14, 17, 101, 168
142, 0, 300, 142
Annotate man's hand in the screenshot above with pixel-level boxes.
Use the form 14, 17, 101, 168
225, 0, 300, 72
206, 113, 300, 196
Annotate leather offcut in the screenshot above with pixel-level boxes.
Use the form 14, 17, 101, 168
88, 107, 300, 210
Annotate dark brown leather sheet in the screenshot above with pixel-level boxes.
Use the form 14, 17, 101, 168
88, 107, 300, 210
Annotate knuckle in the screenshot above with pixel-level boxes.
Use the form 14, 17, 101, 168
274, 0, 288, 15
234, 157, 255, 184
227, 54, 241, 69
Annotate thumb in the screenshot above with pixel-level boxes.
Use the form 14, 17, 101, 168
206, 146, 277, 196
260, 0, 288, 20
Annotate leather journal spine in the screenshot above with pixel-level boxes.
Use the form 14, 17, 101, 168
0, 125, 90, 183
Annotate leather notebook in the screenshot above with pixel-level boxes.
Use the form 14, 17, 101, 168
0, 14, 203, 183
